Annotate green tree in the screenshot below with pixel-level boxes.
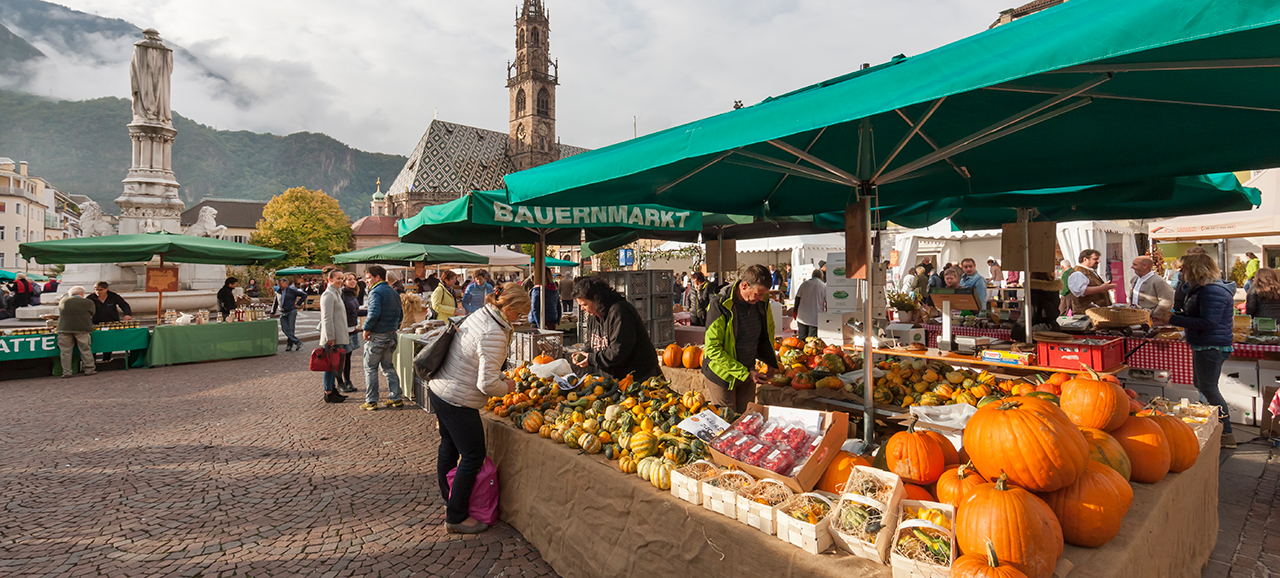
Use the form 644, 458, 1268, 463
250, 187, 352, 266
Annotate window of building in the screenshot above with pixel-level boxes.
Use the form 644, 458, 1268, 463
0, 201, 6, 213
0, 253, 5, 268
15, 226, 20, 240
16, 203, 22, 216
233, 235, 247, 244
516, 88, 526, 116
0, 225, 4, 240
531, 26, 540, 46
537, 88, 550, 115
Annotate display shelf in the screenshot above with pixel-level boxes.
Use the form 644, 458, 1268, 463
843, 344, 1126, 376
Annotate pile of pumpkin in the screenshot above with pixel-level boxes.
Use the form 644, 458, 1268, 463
660, 343, 704, 369
766, 336, 862, 390
815, 368, 1201, 578
487, 366, 739, 492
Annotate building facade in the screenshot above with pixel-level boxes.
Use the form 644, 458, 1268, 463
0, 157, 51, 271
180, 198, 268, 244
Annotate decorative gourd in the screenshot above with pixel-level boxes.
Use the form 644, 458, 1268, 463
581, 418, 600, 434
637, 456, 661, 481
597, 431, 613, 444
550, 428, 565, 444
564, 425, 586, 450
682, 345, 704, 369
885, 416, 947, 485
616, 431, 632, 452
952, 540, 1030, 578
579, 433, 602, 454
538, 424, 553, 438
935, 461, 989, 509
619, 455, 638, 474
533, 354, 554, 365
629, 431, 658, 459
1150, 415, 1200, 472
604, 404, 625, 421
921, 430, 959, 465
963, 397, 1089, 493
604, 443, 618, 460
956, 474, 1064, 578
522, 411, 544, 433
663, 445, 688, 465
1109, 416, 1171, 483
1059, 373, 1129, 431
662, 344, 682, 367
681, 391, 706, 411
1080, 428, 1132, 481
1040, 461, 1132, 548
651, 460, 675, 490
902, 483, 934, 501
817, 451, 872, 494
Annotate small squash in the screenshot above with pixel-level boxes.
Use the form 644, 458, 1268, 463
532, 354, 554, 365
538, 424, 553, 438
619, 455, 638, 474
1080, 428, 1132, 481
629, 431, 658, 459
522, 411, 544, 433
579, 433, 602, 454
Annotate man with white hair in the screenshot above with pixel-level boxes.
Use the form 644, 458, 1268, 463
57, 286, 97, 378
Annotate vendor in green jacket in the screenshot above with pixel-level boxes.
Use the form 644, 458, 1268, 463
701, 264, 779, 413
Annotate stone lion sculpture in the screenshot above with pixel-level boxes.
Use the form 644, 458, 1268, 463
184, 206, 227, 239
79, 201, 117, 237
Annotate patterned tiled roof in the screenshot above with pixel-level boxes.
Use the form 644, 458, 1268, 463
385, 119, 588, 204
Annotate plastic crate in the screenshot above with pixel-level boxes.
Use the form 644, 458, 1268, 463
1036, 337, 1125, 372
625, 271, 649, 296
507, 329, 564, 366
631, 295, 650, 320
651, 318, 675, 347
651, 294, 674, 320
651, 270, 675, 294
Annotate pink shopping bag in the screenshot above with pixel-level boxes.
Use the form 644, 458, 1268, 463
446, 456, 499, 524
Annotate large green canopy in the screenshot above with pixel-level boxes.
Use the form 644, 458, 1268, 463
20, 232, 287, 265
0, 270, 49, 282
332, 242, 487, 266
274, 266, 323, 275
504, 0, 1280, 215
398, 189, 704, 245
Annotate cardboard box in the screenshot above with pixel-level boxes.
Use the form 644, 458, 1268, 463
1258, 359, 1280, 391
1262, 385, 1278, 438
818, 312, 858, 344
890, 500, 956, 578
826, 252, 858, 288
980, 349, 1036, 366
709, 404, 849, 493
1222, 393, 1257, 426
1219, 359, 1260, 398
826, 285, 858, 312
887, 323, 926, 347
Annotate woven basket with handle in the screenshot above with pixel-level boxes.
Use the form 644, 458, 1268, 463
1085, 306, 1151, 329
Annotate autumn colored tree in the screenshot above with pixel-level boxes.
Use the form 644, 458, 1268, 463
250, 187, 353, 267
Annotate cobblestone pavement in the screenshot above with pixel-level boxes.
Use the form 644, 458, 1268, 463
0, 347, 559, 577
1204, 434, 1280, 578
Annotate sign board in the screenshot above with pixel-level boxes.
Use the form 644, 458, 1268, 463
619, 248, 635, 267
146, 267, 180, 293
705, 238, 736, 272
1001, 221, 1057, 273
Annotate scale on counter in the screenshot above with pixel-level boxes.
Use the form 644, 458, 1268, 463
937, 335, 992, 355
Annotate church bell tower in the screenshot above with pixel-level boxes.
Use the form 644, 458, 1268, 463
508, 0, 559, 171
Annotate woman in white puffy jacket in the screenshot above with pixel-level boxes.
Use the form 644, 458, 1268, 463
427, 282, 531, 535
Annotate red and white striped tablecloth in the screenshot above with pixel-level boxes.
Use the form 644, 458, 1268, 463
1123, 339, 1280, 385
923, 325, 1013, 348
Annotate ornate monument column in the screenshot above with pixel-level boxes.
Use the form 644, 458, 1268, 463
115, 28, 183, 235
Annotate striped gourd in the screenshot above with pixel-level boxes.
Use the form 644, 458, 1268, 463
637, 456, 661, 481
565, 426, 586, 450
579, 433, 602, 454
629, 432, 657, 459
651, 460, 675, 490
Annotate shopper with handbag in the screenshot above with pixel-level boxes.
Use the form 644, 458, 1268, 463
318, 269, 349, 404
337, 272, 364, 393
427, 282, 531, 534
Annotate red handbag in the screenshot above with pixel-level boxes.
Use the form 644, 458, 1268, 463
309, 346, 344, 372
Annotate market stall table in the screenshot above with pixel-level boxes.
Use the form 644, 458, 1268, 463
480, 412, 1219, 578
923, 323, 1012, 348
146, 320, 278, 366
1124, 337, 1280, 385
0, 328, 150, 376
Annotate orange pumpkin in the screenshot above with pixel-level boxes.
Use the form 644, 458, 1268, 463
662, 343, 682, 367
1080, 428, 1132, 481
532, 354, 555, 365
1150, 414, 1200, 472
1040, 461, 1133, 548
956, 474, 1064, 578
922, 430, 960, 465
962, 397, 1089, 493
902, 483, 935, 501
935, 461, 989, 509
886, 417, 947, 485
953, 540, 1030, 578
1109, 416, 1170, 483
817, 451, 872, 494
682, 345, 703, 369
1059, 375, 1129, 431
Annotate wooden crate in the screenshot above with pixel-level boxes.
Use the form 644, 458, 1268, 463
829, 466, 905, 564
670, 461, 722, 506
735, 479, 793, 536
775, 493, 835, 554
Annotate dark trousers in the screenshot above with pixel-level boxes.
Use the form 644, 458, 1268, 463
429, 389, 487, 524
1191, 348, 1234, 434
704, 377, 757, 414
797, 323, 818, 340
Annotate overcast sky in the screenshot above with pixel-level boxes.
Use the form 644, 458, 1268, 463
40, 0, 1018, 156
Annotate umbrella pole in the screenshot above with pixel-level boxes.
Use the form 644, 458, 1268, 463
157, 255, 164, 323
859, 195, 875, 444
716, 230, 724, 286
1019, 208, 1033, 345
536, 230, 547, 330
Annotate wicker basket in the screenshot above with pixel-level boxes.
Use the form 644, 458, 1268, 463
1085, 306, 1151, 329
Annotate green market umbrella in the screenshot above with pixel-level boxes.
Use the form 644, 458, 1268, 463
332, 243, 487, 266
504, 0, 1280, 215
274, 266, 323, 275
537, 256, 579, 267
0, 270, 48, 282
20, 231, 287, 265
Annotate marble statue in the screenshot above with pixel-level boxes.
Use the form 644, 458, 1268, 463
130, 28, 173, 125
184, 206, 227, 239
78, 201, 117, 237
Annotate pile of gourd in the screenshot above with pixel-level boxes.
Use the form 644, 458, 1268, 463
487, 365, 739, 492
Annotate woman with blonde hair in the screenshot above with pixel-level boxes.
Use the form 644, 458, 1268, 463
1154, 253, 1237, 448
1246, 268, 1280, 320
427, 282, 531, 534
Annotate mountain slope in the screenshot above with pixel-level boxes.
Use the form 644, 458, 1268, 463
0, 20, 43, 83
0, 90, 406, 219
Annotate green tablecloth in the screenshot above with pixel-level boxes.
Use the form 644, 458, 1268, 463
395, 332, 419, 403
0, 327, 150, 361
146, 320, 278, 366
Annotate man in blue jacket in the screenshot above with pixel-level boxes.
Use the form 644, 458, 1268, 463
361, 265, 405, 411
271, 278, 308, 351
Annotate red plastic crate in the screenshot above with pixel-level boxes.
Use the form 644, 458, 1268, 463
1036, 337, 1125, 372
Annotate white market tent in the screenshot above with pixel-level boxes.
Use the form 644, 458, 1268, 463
656, 233, 845, 298
1150, 169, 1280, 241
457, 245, 531, 267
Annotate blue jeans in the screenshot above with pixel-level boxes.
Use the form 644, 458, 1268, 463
364, 332, 402, 403
322, 343, 348, 392
1191, 347, 1234, 434
280, 310, 300, 348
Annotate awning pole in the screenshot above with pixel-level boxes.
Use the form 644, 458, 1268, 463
536, 230, 547, 330
157, 254, 164, 322
860, 195, 875, 444
1020, 208, 1033, 345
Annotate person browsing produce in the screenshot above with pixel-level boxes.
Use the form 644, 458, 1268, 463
570, 276, 661, 382
702, 264, 780, 414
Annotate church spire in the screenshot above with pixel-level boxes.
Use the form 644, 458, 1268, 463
508, 0, 558, 171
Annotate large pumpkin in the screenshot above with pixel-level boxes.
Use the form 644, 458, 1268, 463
952, 540, 1031, 578
963, 397, 1090, 492
662, 344, 682, 367
1150, 415, 1200, 472
1059, 375, 1129, 431
1080, 428, 1132, 481
956, 474, 1064, 578
1109, 416, 1170, 483
935, 461, 989, 509
886, 417, 947, 485
817, 451, 872, 494
902, 483, 935, 501
682, 345, 704, 369
922, 430, 960, 465
1040, 461, 1133, 548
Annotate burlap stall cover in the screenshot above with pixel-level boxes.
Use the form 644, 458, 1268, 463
661, 365, 710, 396
481, 414, 1220, 578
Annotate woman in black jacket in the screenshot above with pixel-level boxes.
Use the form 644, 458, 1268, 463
217, 277, 238, 321
337, 272, 364, 393
1246, 268, 1280, 320
569, 276, 661, 382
